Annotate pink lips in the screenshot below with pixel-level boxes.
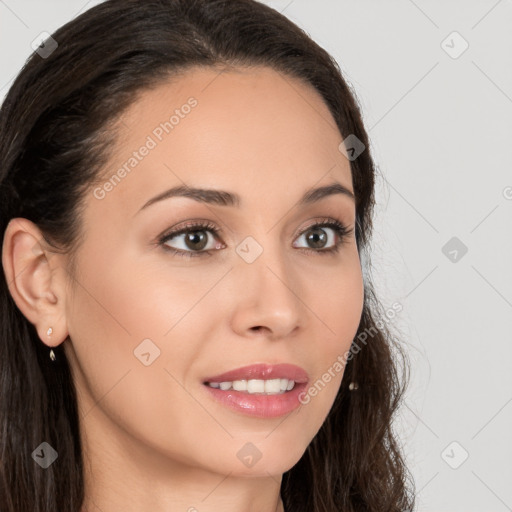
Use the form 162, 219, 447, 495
202, 363, 309, 418
203, 363, 309, 384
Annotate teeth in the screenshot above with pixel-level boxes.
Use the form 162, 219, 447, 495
207, 378, 296, 394
232, 380, 247, 391
247, 379, 264, 393
264, 379, 281, 394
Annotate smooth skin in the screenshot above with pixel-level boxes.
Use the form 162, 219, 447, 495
2, 66, 364, 512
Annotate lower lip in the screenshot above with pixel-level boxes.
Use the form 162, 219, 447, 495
202, 382, 308, 418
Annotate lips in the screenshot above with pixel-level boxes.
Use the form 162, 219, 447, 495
203, 363, 309, 385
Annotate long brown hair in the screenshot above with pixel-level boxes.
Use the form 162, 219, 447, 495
0, 1, 415, 510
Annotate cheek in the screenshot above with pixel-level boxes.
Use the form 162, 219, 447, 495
63, 251, 178, 412
67, 247, 211, 351
63, 253, 215, 460
294, 256, 363, 427
312, 252, 364, 353
63, 249, 221, 416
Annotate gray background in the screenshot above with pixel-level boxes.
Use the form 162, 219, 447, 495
1, 1, 511, 510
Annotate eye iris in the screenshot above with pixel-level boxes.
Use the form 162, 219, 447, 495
185, 230, 208, 250
306, 227, 327, 249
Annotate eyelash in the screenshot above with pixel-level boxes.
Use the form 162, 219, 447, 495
157, 218, 353, 259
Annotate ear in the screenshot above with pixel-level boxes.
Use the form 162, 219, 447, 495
1, 217, 69, 347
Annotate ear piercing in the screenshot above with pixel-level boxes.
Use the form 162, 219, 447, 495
47, 327, 56, 362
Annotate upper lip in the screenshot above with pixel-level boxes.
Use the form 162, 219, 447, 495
203, 363, 309, 384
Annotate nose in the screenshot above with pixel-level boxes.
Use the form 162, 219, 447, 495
228, 243, 305, 341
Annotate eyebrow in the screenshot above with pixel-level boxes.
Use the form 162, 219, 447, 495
137, 181, 355, 214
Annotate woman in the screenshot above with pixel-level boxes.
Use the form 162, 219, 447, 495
0, 0, 415, 510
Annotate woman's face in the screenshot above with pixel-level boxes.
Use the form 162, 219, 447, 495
63, 65, 364, 479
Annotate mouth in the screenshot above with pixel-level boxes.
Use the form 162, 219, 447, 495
201, 363, 309, 417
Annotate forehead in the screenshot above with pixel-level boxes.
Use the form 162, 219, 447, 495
91, 65, 352, 218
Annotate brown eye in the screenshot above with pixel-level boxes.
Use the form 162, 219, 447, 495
180, 230, 209, 251
293, 220, 351, 254
158, 221, 222, 258
303, 226, 330, 249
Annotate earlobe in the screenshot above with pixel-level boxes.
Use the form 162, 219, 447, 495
1, 217, 68, 347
